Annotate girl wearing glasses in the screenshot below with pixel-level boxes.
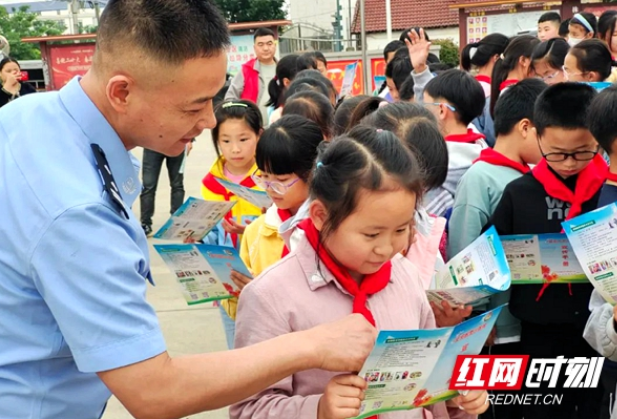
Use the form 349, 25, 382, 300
531, 38, 569, 85
239, 115, 323, 287
564, 39, 616, 82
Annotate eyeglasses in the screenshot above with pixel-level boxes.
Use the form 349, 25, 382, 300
541, 70, 561, 81
562, 65, 585, 78
251, 172, 301, 195
539, 143, 599, 162
424, 102, 456, 112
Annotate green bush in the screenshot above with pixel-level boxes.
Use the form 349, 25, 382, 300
432, 38, 460, 68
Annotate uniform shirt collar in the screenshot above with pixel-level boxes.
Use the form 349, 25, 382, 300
59, 77, 141, 207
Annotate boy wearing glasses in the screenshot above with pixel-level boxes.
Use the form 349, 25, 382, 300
489, 82, 605, 419
421, 69, 487, 217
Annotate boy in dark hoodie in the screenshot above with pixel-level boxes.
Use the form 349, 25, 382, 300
489, 82, 606, 419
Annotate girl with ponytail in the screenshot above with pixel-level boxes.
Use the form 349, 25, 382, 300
489, 35, 540, 117
460, 33, 509, 97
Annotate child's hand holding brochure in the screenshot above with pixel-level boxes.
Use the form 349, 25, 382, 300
355, 306, 504, 419
154, 244, 252, 305
427, 227, 511, 307
154, 197, 236, 241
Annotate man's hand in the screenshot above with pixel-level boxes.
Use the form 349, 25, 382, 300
308, 314, 377, 373
430, 300, 472, 327
404, 28, 431, 74
317, 375, 367, 419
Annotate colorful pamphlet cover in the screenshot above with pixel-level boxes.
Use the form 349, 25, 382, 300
563, 203, 617, 305
501, 233, 586, 284
427, 227, 511, 306
214, 177, 272, 209
356, 306, 504, 419
154, 243, 252, 305
153, 197, 236, 241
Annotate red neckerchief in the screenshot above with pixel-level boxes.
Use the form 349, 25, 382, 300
201, 170, 256, 247
500, 79, 518, 91
475, 74, 491, 85
473, 148, 530, 174
298, 218, 391, 327
531, 154, 607, 300
278, 209, 293, 258
445, 129, 486, 144
607, 171, 617, 183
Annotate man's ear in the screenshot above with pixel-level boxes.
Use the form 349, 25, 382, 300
106, 75, 134, 114
309, 199, 328, 232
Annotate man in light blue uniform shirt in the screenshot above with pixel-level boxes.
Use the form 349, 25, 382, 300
0, 1, 377, 418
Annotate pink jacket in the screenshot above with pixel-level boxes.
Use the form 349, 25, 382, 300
406, 207, 447, 289
231, 234, 473, 419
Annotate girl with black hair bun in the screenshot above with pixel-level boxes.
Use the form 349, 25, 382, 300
460, 33, 509, 97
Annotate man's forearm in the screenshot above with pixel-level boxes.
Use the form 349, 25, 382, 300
107, 331, 317, 419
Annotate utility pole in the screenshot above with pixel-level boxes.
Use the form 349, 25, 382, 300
94, 1, 101, 26
360, 0, 369, 94
70, 0, 80, 34
332, 0, 343, 52
347, 0, 352, 50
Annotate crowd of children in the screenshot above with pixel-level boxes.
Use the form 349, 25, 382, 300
188, 11, 617, 419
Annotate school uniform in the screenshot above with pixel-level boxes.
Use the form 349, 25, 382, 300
423, 130, 488, 218
201, 156, 263, 349
488, 155, 607, 419
231, 220, 474, 419
584, 181, 617, 419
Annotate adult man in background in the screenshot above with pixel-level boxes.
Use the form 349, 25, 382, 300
0, 1, 376, 418
225, 28, 277, 124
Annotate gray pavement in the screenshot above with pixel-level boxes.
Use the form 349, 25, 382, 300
102, 131, 230, 419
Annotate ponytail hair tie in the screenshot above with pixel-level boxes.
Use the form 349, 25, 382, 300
500, 53, 505, 60
316, 161, 324, 169
378, 101, 389, 108
376, 129, 384, 133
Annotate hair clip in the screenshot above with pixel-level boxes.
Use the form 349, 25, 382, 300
222, 102, 248, 108
378, 101, 389, 108
316, 162, 324, 169
376, 129, 384, 133
500, 53, 505, 60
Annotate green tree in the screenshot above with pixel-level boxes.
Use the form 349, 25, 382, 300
0, 5, 66, 60
432, 38, 460, 69
214, 0, 286, 24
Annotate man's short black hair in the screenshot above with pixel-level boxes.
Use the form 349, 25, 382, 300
254, 27, 276, 41
587, 85, 617, 154
533, 82, 597, 137
398, 76, 415, 101
383, 40, 405, 61
494, 78, 547, 137
559, 18, 571, 37
538, 12, 561, 25
96, 0, 230, 64
424, 69, 486, 125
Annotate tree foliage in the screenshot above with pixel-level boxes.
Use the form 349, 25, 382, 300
432, 38, 460, 69
214, 0, 286, 24
0, 5, 66, 60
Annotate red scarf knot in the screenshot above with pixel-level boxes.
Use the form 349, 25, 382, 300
278, 208, 293, 258
499, 79, 518, 91
531, 154, 607, 300
297, 218, 391, 326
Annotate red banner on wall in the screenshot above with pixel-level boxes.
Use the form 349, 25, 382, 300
49, 44, 95, 89
326, 59, 365, 96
